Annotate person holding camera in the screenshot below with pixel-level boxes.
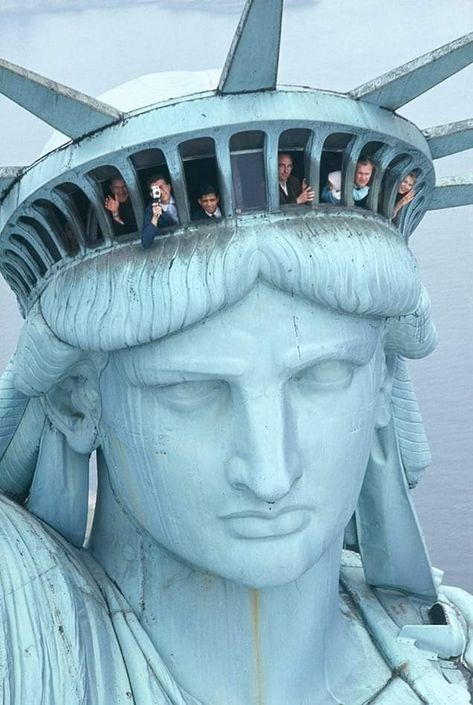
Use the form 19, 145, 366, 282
141, 174, 178, 249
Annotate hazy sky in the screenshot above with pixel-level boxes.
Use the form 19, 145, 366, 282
0, 0, 472, 587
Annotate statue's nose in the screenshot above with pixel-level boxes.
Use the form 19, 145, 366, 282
224, 387, 302, 503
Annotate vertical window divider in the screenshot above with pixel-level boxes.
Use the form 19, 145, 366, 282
365, 145, 397, 214
81, 175, 115, 245
215, 136, 234, 217
49, 190, 87, 252
3, 250, 37, 287
118, 157, 145, 230
1, 265, 29, 303
164, 146, 190, 225
14, 222, 55, 268
381, 157, 414, 220
307, 130, 327, 207
403, 174, 432, 237
25, 206, 68, 258
342, 135, 364, 208
265, 131, 279, 212
6, 241, 42, 282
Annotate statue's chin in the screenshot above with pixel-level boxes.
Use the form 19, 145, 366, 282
176, 536, 328, 590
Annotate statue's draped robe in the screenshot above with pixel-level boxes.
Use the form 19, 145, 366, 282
0, 495, 470, 705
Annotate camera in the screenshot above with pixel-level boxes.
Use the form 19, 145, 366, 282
151, 184, 161, 204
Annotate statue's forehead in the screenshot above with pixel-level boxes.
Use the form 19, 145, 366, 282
112, 285, 382, 379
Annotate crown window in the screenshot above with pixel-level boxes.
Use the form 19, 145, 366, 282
230, 131, 267, 213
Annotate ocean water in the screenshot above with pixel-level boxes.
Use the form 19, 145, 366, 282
0, 0, 472, 589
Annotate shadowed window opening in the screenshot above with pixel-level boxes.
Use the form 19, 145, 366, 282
2, 262, 30, 298
428, 603, 448, 626
380, 155, 413, 221
88, 166, 137, 239
230, 131, 267, 213
18, 216, 61, 263
56, 182, 104, 247
3, 248, 38, 287
352, 142, 382, 212
278, 129, 313, 207
392, 169, 420, 225
131, 149, 180, 230
130, 149, 168, 199
179, 138, 222, 221
34, 199, 79, 256
9, 234, 48, 276
319, 133, 353, 205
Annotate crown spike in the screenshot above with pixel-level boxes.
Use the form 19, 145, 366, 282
0, 57, 122, 140
429, 176, 473, 210
423, 119, 473, 159
218, 0, 284, 94
350, 32, 473, 110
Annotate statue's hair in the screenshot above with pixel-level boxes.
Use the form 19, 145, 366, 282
38, 212, 434, 354
0, 211, 436, 506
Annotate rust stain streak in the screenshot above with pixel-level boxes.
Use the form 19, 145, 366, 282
250, 588, 265, 705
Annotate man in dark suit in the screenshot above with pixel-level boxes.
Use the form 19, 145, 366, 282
192, 185, 222, 221
141, 174, 178, 249
278, 153, 314, 205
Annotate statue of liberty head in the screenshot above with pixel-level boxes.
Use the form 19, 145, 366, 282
0, 2, 472, 703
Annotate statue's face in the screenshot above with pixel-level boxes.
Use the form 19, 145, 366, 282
99, 284, 386, 587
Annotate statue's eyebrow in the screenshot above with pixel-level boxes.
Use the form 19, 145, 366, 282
152, 357, 246, 376
121, 352, 246, 384
282, 337, 378, 371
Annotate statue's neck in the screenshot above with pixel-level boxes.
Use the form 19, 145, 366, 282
88, 467, 354, 705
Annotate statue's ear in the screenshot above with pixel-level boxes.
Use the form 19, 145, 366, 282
374, 351, 396, 430
44, 362, 101, 454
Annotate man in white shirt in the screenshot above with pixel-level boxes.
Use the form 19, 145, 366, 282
321, 156, 374, 208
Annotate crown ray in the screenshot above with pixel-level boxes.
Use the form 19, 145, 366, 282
0, 57, 122, 140
0, 166, 23, 194
218, 0, 284, 94
423, 119, 473, 159
429, 176, 473, 210
350, 32, 473, 110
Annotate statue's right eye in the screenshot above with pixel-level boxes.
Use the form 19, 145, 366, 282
291, 360, 356, 391
155, 379, 229, 412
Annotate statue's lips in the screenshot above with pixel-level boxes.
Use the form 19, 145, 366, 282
220, 506, 313, 539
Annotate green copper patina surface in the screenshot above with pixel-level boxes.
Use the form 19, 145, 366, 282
0, 1, 472, 703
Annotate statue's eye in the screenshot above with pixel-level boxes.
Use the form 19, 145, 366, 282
292, 360, 355, 389
156, 380, 228, 411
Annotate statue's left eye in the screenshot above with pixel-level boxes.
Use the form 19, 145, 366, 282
292, 360, 355, 389
156, 380, 228, 411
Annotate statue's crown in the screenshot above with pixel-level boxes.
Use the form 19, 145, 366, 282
0, 0, 472, 314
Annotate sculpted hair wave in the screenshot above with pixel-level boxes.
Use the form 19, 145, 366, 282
38, 211, 433, 355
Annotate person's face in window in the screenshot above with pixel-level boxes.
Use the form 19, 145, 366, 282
150, 179, 172, 205
354, 162, 373, 188
278, 155, 293, 183
110, 178, 129, 203
399, 174, 416, 195
98, 284, 388, 588
198, 193, 219, 215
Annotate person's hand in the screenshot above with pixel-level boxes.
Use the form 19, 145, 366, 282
151, 202, 163, 226
392, 190, 415, 218
296, 179, 315, 204
104, 194, 120, 216
398, 190, 415, 208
